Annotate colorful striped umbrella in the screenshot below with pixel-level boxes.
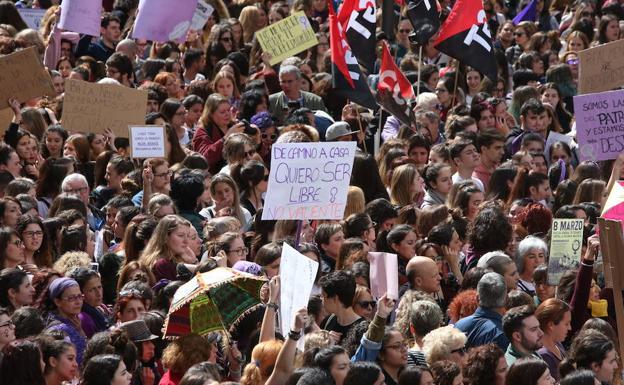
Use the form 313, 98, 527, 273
163, 267, 267, 338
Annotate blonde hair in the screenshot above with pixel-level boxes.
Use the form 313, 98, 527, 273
344, 186, 365, 218
240, 340, 283, 385
239, 6, 261, 43
52, 251, 91, 275
394, 289, 435, 341
139, 215, 191, 269
147, 193, 177, 217
573, 178, 605, 205
390, 163, 419, 207
213, 71, 240, 99
161, 334, 213, 376
422, 325, 467, 365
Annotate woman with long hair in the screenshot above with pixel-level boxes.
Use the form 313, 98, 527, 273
0, 197, 22, 227
68, 267, 110, 338
231, 160, 268, 217
0, 339, 46, 385
81, 354, 133, 385
41, 124, 68, 159
506, 358, 555, 385
390, 164, 424, 208
0, 227, 24, 269
205, 231, 248, 267
376, 224, 418, 285
36, 157, 74, 218
200, 173, 252, 230
540, 83, 573, 133
422, 163, 453, 208
536, 298, 571, 381
16, 214, 52, 270
0, 267, 35, 313
39, 335, 79, 385
160, 98, 192, 148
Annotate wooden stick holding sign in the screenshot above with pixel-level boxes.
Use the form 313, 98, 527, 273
597, 218, 624, 367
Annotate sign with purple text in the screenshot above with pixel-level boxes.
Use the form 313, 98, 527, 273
133, 0, 198, 43
58, 0, 101, 37
262, 142, 356, 220
573, 89, 624, 162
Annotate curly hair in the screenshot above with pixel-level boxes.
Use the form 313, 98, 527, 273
422, 326, 467, 366
448, 289, 479, 324
463, 344, 505, 385
394, 290, 436, 341
468, 206, 512, 254
431, 360, 461, 385
516, 203, 552, 236
161, 334, 214, 377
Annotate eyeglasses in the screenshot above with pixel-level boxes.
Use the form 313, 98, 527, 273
10, 239, 23, 247
386, 342, 409, 351
154, 170, 173, 178
22, 230, 44, 238
357, 300, 376, 309
0, 320, 14, 328
62, 294, 84, 302
64, 186, 89, 194
262, 133, 277, 141
451, 346, 467, 355
230, 247, 249, 256
566, 58, 579, 65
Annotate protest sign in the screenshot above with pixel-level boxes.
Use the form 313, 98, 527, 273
256, 12, 318, 66
18, 8, 47, 30
0, 47, 55, 110
544, 131, 576, 163
62, 79, 148, 138
191, 0, 214, 30
58, 0, 102, 36
602, 181, 624, 227
262, 141, 357, 220
578, 39, 624, 94
0, 109, 12, 134
573, 89, 624, 162
547, 219, 583, 285
279, 243, 319, 350
133, 0, 198, 43
129, 125, 166, 158
368, 252, 399, 300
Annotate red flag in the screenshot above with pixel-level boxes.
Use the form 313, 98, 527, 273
329, 3, 376, 109
376, 41, 415, 125
433, 0, 497, 80
337, 0, 377, 72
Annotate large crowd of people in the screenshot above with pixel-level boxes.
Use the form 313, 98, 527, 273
0, 0, 622, 385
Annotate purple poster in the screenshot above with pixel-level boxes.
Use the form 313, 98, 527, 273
58, 0, 102, 37
573, 89, 624, 162
132, 0, 198, 43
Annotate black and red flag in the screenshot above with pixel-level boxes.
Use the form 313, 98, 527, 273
432, 0, 497, 81
329, 4, 376, 110
376, 41, 415, 126
337, 0, 377, 73
406, 0, 440, 45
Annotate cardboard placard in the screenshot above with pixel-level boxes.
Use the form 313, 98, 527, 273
18, 8, 47, 30
547, 219, 583, 286
0, 47, 55, 109
262, 141, 356, 220
279, 243, 319, 350
368, 252, 399, 300
191, 0, 214, 30
132, 0, 198, 43
573, 89, 624, 162
62, 79, 148, 138
256, 11, 318, 66
58, 0, 102, 36
578, 39, 624, 95
129, 125, 166, 158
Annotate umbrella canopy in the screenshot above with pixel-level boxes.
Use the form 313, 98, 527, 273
163, 267, 267, 338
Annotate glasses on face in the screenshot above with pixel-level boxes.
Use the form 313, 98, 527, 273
262, 133, 277, 141
386, 341, 409, 351
10, 239, 24, 247
566, 58, 579, 65
357, 300, 376, 309
154, 170, 173, 178
451, 346, 467, 355
230, 247, 249, 256
0, 320, 14, 328
64, 186, 89, 194
63, 294, 84, 302
22, 230, 44, 238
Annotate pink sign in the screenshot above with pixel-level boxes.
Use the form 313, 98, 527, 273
368, 252, 399, 300
58, 0, 102, 37
132, 0, 198, 43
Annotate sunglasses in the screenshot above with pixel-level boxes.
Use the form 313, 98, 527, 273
566, 58, 579, 65
358, 300, 376, 309
262, 133, 277, 141
451, 346, 467, 355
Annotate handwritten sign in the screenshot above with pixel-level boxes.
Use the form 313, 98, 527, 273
133, 0, 198, 43
547, 219, 583, 285
18, 9, 47, 30
256, 11, 318, 66
58, 0, 102, 36
191, 0, 214, 30
573, 89, 624, 162
368, 252, 399, 300
0, 47, 55, 110
129, 125, 166, 158
280, 243, 319, 350
262, 141, 356, 220
62, 79, 148, 138
578, 40, 624, 94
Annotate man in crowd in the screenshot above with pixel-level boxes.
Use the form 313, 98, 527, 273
502, 304, 544, 365
269, 65, 327, 124
450, 138, 484, 191
319, 270, 364, 343
474, 129, 506, 187
78, 13, 122, 62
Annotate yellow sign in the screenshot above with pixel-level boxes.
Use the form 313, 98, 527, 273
547, 219, 584, 285
256, 11, 318, 66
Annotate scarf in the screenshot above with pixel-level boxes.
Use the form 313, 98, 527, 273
82, 303, 109, 332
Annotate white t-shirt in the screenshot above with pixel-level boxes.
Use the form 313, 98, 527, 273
452, 172, 485, 192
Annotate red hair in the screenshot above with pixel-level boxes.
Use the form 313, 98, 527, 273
448, 289, 479, 324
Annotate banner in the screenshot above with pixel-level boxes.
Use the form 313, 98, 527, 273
547, 219, 583, 285
18, 8, 47, 30
368, 252, 399, 300
262, 142, 357, 220
578, 39, 624, 94
191, 0, 214, 30
58, 0, 102, 36
0, 47, 55, 109
602, 181, 624, 225
62, 79, 148, 138
256, 12, 318, 66
337, 0, 377, 72
129, 125, 166, 158
133, 0, 198, 43
377, 41, 415, 126
573, 89, 624, 162
279, 243, 319, 350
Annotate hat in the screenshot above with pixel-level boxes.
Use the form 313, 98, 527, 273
325, 121, 358, 141
250, 111, 275, 130
119, 320, 159, 342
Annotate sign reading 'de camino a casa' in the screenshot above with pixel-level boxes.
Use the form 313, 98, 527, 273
262, 142, 356, 221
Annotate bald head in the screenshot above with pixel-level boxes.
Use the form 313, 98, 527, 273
406, 256, 441, 294
116, 39, 138, 59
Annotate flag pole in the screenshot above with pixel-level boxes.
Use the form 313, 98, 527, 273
416, 45, 423, 97
375, 109, 382, 155
355, 108, 369, 154
450, 61, 459, 109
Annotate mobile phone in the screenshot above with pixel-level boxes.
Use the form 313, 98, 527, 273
287, 100, 301, 109
90, 262, 99, 273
